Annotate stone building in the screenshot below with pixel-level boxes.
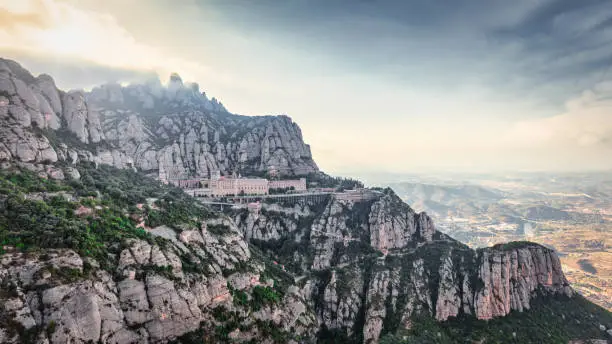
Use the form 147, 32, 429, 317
208, 176, 269, 196
269, 178, 306, 192
162, 169, 307, 197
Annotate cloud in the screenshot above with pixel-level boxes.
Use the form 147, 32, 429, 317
0, 7, 48, 31
1, 0, 611, 172
0, 0, 265, 94
0, 48, 158, 90
202, 0, 612, 109
492, 0, 612, 88
509, 81, 612, 146
498, 81, 612, 171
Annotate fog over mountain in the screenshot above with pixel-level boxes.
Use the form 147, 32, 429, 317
2, 0, 612, 173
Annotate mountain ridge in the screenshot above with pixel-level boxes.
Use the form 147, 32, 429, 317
0, 57, 318, 179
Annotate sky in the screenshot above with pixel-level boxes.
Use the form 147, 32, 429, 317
1, 0, 612, 175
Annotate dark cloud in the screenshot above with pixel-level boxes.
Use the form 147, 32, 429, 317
492, 1, 612, 65
591, 16, 612, 33
5, 0, 611, 112
208, 0, 514, 30
0, 50, 158, 90
495, 0, 607, 38
200, 0, 612, 104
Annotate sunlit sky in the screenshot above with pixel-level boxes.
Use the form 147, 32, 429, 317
2, 0, 612, 174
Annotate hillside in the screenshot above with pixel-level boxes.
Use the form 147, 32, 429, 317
0, 58, 611, 344
0, 163, 317, 343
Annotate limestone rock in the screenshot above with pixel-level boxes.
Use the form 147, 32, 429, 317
0, 57, 590, 344
435, 253, 461, 321
318, 269, 364, 336
0, 235, 312, 343
62, 91, 89, 143
363, 270, 391, 343
0, 58, 319, 176
36, 74, 63, 117
64, 166, 81, 180
474, 244, 572, 320
368, 191, 435, 251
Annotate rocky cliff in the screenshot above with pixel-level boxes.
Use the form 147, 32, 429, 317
0, 164, 317, 344
230, 191, 576, 343
0, 229, 316, 344
0, 58, 317, 178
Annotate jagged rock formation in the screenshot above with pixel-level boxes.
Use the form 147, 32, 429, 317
474, 244, 573, 320
368, 190, 435, 250
0, 58, 317, 178
0, 218, 316, 344
231, 190, 575, 343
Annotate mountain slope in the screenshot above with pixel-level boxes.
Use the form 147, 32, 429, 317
0, 163, 316, 344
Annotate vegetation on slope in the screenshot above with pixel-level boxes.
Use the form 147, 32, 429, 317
379, 294, 612, 344
2, 163, 611, 343
0, 162, 306, 343
0, 162, 215, 270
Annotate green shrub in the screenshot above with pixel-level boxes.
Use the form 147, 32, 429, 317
378, 294, 612, 344
46, 320, 56, 338
251, 286, 280, 310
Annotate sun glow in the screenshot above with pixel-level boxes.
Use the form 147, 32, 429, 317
37, 24, 91, 55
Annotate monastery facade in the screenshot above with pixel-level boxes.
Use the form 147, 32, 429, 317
269, 178, 307, 191
159, 166, 306, 196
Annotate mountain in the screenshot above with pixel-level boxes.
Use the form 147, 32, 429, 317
387, 182, 505, 219
389, 183, 504, 204
0, 58, 318, 178
0, 58, 611, 344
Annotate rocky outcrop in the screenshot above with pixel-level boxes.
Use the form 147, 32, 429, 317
435, 253, 462, 321
310, 199, 355, 271
0, 220, 316, 344
0, 59, 59, 166
0, 58, 318, 177
316, 269, 364, 336
62, 91, 90, 143
232, 193, 575, 343
474, 244, 573, 320
368, 191, 435, 250
363, 269, 392, 343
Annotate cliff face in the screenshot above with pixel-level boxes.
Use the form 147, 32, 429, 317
0, 58, 317, 177
231, 191, 573, 343
0, 167, 317, 344
473, 244, 573, 319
